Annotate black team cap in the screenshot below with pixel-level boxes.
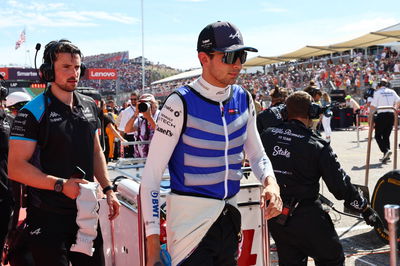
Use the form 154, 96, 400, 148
197, 21, 258, 53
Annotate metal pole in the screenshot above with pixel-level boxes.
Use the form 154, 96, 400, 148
393, 110, 398, 169
365, 113, 374, 187
356, 113, 360, 147
261, 189, 271, 266
141, 0, 145, 91
384, 204, 399, 266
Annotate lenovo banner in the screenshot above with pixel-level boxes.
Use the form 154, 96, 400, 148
0, 68, 8, 80
87, 68, 117, 80
8, 68, 39, 81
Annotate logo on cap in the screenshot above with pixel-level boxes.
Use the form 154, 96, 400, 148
229, 31, 241, 40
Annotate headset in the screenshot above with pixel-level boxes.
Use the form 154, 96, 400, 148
39, 39, 86, 82
280, 101, 324, 121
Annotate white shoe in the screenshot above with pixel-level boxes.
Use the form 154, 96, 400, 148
380, 150, 392, 162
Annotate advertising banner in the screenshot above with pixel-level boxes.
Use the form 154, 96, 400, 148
8, 68, 39, 81
87, 68, 117, 80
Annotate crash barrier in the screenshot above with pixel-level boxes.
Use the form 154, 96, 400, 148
331, 107, 353, 130
99, 165, 271, 266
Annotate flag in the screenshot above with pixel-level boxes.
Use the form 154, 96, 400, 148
15, 29, 26, 50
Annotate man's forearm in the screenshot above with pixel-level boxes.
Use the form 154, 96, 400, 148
93, 149, 112, 189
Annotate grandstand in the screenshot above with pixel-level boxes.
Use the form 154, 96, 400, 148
80, 51, 180, 103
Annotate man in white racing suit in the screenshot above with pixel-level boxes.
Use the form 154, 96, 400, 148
141, 21, 282, 266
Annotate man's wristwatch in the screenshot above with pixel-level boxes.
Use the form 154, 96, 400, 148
54, 179, 64, 193
102, 185, 114, 194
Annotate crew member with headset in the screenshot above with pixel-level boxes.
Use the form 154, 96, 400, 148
0, 87, 20, 261
304, 81, 323, 131
260, 91, 382, 266
1, 91, 32, 266
369, 78, 400, 163
256, 86, 288, 134
8, 39, 120, 266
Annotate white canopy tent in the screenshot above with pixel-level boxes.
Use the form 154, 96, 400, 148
151, 68, 202, 85
244, 23, 400, 67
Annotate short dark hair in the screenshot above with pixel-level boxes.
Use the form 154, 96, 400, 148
286, 91, 312, 119
43, 39, 82, 64
270, 86, 288, 99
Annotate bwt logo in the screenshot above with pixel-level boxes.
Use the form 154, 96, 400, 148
151, 190, 159, 218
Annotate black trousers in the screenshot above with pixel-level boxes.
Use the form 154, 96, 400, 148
22, 206, 104, 266
269, 203, 344, 266
180, 204, 241, 266
374, 112, 394, 154
0, 197, 12, 258
123, 134, 135, 158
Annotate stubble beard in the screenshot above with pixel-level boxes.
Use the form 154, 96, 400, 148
54, 81, 78, 93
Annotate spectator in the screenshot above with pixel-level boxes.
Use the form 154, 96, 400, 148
124, 93, 160, 158
117, 92, 139, 157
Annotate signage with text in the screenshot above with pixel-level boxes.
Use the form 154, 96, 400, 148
8, 68, 39, 81
87, 68, 117, 80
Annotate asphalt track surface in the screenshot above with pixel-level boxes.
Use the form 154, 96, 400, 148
266, 126, 398, 266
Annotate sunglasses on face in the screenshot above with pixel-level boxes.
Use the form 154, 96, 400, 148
131, 98, 138, 101
211, 50, 247, 64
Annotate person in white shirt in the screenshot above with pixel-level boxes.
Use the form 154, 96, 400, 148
370, 78, 400, 162
117, 92, 138, 157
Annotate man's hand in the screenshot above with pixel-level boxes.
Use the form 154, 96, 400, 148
63, 178, 88, 199
142, 107, 152, 120
146, 234, 161, 266
106, 191, 120, 220
261, 176, 282, 220
362, 206, 384, 229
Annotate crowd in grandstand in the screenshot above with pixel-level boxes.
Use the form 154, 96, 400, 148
143, 47, 400, 103
78, 46, 399, 110
80, 51, 178, 96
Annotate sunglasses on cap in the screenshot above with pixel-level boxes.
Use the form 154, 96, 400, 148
210, 50, 247, 65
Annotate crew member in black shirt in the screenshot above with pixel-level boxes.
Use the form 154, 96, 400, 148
257, 86, 288, 134
8, 39, 120, 266
0, 105, 13, 259
0, 91, 31, 261
260, 91, 382, 266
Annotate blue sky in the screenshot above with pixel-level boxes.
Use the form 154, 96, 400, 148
1, 0, 400, 71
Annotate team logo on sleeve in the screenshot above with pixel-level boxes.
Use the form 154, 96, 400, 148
228, 108, 239, 115
151, 190, 159, 218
